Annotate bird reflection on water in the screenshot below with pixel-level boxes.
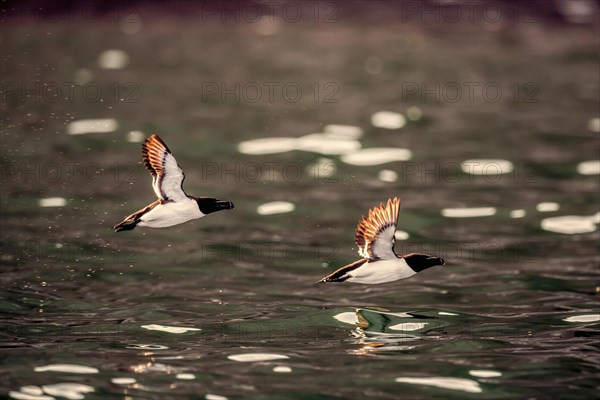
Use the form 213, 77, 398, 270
340, 308, 442, 355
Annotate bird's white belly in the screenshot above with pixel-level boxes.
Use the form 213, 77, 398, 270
348, 259, 415, 284
138, 200, 203, 228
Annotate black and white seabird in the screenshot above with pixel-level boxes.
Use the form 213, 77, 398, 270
318, 197, 444, 284
114, 134, 234, 232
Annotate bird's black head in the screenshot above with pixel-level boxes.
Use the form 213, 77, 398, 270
403, 253, 445, 273
195, 197, 234, 215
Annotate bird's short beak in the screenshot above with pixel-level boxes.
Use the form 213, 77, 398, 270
215, 200, 234, 210
429, 256, 445, 266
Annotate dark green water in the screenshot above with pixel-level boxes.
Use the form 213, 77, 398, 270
1, 4, 599, 399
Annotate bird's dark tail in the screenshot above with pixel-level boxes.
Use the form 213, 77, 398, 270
317, 259, 368, 283
114, 220, 138, 232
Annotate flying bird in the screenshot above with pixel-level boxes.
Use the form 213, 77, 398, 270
114, 134, 234, 232
318, 197, 444, 284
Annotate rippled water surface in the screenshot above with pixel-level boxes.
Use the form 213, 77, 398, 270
1, 3, 599, 399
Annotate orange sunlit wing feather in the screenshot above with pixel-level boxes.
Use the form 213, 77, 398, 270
354, 197, 401, 260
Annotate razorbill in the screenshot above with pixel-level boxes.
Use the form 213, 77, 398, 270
318, 197, 444, 284
114, 134, 234, 232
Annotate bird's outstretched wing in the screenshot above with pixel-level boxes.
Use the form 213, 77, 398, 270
354, 197, 401, 260
142, 134, 187, 202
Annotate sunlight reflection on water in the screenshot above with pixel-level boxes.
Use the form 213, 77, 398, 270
10, 388, 51, 400
126, 344, 169, 350
577, 160, 600, 175
111, 378, 136, 385
39, 197, 67, 207
395, 377, 482, 393
323, 124, 363, 139
66, 119, 118, 135
461, 159, 513, 175
237, 133, 360, 155
333, 312, 359, 325
205, 394, 229, 400
98, 49, 129, 69
34, 364, 99, 374
227, 353, 289, 362
441, 207, 497, 218
469, 370, 502, 378
297, 133, 361, 155
563, 314, 600, 323
389, 322, 427, 331
42, 383, 94, 400
541, 215, 598, 234
127, 130, 145, 143
394, 230, 410, 240
379, 169, 398, 182
273, 366, 292, 373
536, 202, 560, 212
340, 148, 412, 166
510, 209, 526, 218
175, 373, 196, 380
371, 111, 406, 129
256, 201, 295, 215
141, 324, 201, 334
10, 384, 96, 400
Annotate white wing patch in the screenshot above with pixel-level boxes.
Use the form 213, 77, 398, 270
369, 224, 397, 260
142, 135, 188, 202
159, 152, 187, 202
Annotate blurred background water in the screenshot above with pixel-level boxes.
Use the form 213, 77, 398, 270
1, 1, 599, 399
